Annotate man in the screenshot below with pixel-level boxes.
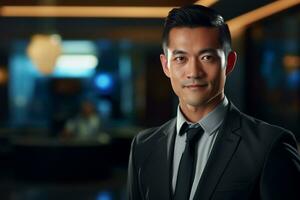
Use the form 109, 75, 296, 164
127, 5, 300, 200
63, 100, 101, 140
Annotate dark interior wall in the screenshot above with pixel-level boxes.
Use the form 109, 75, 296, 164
244, 9, 300, 138
144, 47, 174, 127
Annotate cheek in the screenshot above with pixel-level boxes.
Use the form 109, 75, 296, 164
208, 68, 226, 86
215, 72, 226, 90
169, 66, 185, 82
169, 68, 185, 94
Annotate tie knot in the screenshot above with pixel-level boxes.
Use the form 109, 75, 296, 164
180, 123, 204, 143
186, 124, 204, 143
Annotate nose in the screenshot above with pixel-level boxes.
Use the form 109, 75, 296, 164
186, 58, 204, 79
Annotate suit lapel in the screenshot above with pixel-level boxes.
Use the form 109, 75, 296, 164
141, 118, 177, 200
193, 103, 242, 200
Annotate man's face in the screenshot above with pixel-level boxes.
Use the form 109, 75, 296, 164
160, 27, 235, 109
81, 102, 94, 117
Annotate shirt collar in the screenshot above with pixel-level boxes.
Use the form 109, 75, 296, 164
176, 97, 228, 136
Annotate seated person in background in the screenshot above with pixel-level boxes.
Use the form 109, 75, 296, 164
63, 100, 101, 140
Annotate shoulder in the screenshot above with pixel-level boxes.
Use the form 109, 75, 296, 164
242, 111, 293, 134
226, 102, 296, 148
235, 107, 296, 148
231, 109, 300, 198
134, 117, 176, 145
129, 118, 176, 165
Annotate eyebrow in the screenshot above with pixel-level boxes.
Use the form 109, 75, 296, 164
198, 48, 219, 55
172, 48, 219, 56
172, 50, 187, 55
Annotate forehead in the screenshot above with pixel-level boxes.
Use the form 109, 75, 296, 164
168, 27, 221, 51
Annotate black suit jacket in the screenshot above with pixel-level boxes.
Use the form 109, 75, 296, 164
127, 102, 300, 200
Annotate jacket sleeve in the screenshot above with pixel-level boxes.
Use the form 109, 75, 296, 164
260, 131, 300, 200
127, 136, 142, 200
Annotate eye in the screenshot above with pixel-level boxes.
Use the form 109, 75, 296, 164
174, 56, 187, 64
201, 55, 214, 61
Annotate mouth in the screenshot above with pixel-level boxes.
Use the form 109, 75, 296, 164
185, 84, 208, 89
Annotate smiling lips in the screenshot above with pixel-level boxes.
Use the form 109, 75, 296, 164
181, 79, 208, 89
183, 80, 208, 89
185, 84, 207, 89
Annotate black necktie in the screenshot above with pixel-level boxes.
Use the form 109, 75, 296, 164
174, 123, 204, 200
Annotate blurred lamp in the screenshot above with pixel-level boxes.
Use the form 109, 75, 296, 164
0, 68, 8, 85
54, 54, 98, 77
96, 191, 112, 200
283, 55, 300, 72
27, 34, 62, 75
95, 73, 114, 93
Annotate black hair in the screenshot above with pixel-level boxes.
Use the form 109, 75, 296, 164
162, 5, 232, 56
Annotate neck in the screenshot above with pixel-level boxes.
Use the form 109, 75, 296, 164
179, 94, 224, 123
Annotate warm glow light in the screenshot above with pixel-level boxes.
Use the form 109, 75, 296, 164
283, 55, 300, 71
0, 1, 218, 18
227, 0, 300, 37
0, 68, 8, 85
195, 0, 218, 7
0, 6, 174, 18
27, 34, 62, 75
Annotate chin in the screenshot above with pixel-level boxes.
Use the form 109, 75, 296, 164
186, 99, 206, 107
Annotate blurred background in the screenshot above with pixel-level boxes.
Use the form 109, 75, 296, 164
0, 0, 299, 199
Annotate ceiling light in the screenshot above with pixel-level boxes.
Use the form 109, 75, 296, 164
0, 2, 217, 18
195, 0, 218, 7
0, 6, 174, 18
227, 0, 300, 37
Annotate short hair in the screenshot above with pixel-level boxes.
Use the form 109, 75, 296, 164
162, 5, 232, 56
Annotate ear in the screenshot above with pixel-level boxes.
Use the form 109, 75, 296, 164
160, 54, 170, 78
225, 51, 237, 76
